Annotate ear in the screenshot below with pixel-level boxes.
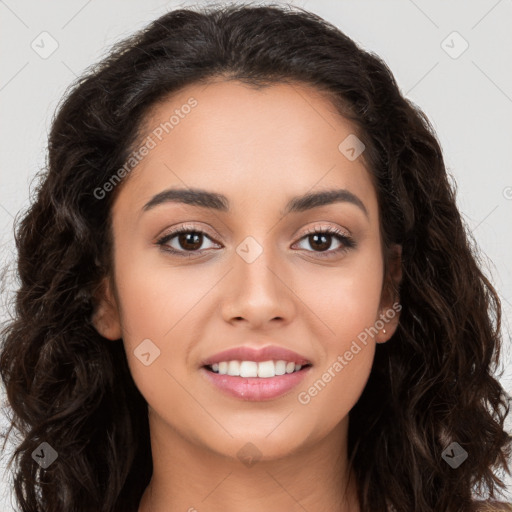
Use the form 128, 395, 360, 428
375, 244, 402, 344
91, 277, 122, 340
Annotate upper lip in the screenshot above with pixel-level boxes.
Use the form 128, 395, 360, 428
201, 345, 312, 367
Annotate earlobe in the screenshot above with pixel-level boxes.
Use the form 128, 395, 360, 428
375, 300, 401, 343
91, 277, 122, 340
375, 328, 388, 344
375, 311, 400, 344
377, 244, 402, 344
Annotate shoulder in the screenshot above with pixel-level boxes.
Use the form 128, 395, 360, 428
473, 502, 512, 511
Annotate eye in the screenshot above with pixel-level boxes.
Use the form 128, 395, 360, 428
156, 224, 221, 257
156, 224, 356, 259
293, 226, 356, 257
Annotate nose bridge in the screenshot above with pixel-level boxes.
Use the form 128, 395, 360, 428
224, 234, 291, 324
235, 234, 280, 293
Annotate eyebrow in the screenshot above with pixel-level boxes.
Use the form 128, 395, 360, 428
142, 187, 369, 218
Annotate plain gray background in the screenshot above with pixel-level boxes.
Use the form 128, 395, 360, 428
1, 0, 511, 508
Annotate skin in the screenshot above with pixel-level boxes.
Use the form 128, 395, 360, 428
92, 79, 402, 512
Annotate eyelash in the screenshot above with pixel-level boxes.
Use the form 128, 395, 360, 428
156, 224, 356, 259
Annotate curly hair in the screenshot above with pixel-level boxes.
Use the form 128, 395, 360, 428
1, 3, 511, 511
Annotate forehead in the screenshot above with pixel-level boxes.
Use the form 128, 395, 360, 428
113, 80, 377, 220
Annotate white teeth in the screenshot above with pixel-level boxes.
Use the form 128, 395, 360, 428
239, 361, 258, 378
208, 360, 304, 378
257, 360, 276, 378
227, 360, 240, 376
275, 360, 286, 375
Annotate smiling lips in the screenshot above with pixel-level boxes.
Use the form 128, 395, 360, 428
201, 345, 312, 367
209, 359, 305, 378
200, 345, 313, 401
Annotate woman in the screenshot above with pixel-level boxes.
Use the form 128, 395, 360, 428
1, 3, 510, 511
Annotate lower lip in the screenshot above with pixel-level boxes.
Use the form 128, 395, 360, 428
200, 366, 312, 401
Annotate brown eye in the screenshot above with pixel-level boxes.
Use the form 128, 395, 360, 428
294, 227, 356, 258
177, 232, 203, 251
307, 233, 332, 252
156, 227, 221, 256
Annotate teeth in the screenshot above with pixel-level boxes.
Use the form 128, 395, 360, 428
275, 360, 286, 375
258, 360, 276, 378
227, 360, 240, 376
240, 361, 258, 377
208, 360, 304, 378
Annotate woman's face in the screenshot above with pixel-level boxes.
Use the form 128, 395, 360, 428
94, 80, 401, 461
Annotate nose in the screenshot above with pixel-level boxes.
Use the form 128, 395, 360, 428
220, 237, 296, 329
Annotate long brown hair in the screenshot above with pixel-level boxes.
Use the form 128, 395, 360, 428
1, 3, 511, 511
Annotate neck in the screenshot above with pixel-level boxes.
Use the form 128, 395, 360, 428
138, 409, 360, 512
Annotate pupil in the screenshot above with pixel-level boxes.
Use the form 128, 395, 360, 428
179, 232, 202, 250
311, 234, 330, 251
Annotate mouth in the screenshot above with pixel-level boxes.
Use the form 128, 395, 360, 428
200, 360, 313, 401
203, 360, 313, 378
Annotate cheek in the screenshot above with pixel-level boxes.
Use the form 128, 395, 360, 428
114, 243, 207, 341
292, 246, 383, 422
302, 245, 384, 345
295, 340, 375, 440
111, 248, 198, 386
